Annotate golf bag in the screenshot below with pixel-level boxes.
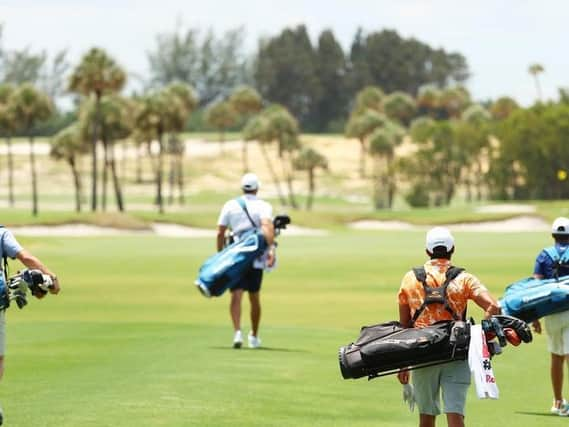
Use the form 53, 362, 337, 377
339, 320, 470, 380
338, 315, 532, 380
195, 214, 291, 298
499, 275, 569, 323
195, 229, 268, 298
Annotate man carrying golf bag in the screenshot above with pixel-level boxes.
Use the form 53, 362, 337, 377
0, 225, 60, 425
216, 173, 275, 349
530, 217, 569, 415
396, 227, 500, 427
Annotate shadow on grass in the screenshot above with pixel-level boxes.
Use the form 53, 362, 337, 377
210, 346, 309, 353
515, 411, 558, 417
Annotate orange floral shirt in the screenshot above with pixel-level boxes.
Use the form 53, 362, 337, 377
397, 259, 488, 328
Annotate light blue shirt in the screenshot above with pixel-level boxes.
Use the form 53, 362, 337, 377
0, 227, 23, 262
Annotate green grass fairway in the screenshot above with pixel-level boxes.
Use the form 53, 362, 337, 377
1, 231, 562, 426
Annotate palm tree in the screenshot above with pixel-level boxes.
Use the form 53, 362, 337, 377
266, 106, 301, 208
0, 84, 19, 206
408, 118, 462, 206
461, 104, 492, 201
490, 97, 519, 120
368, 122, 405, 209
166, 134, 185, 205
382, 91, 417, 126
79, 95, 133, 211
528, 63, 544, 102
134, 86, 191, 214
134, 94, 168, 214
230, 86, 263, 172
164, 82, 197, 205
69, 48, 126, 211
416, 85, 441, 118
439, 86, 471, 119
9, 83, 53, 216
353, 86, 384, 115
205, 101, 238, 153
292, 147, 328, 210
345, 109, 387, 177
243, 111, 290, 206
50, 124, 88, 212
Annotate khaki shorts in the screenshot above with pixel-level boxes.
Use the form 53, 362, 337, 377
412, 360, 471, 416
545, 311, 569, 355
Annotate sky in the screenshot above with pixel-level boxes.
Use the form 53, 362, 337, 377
1, 0, 567, 106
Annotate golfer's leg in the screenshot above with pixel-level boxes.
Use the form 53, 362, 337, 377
441, 360, 469, 427
413, 365, 442, 418
552, 353, 564, 401
446, 413, 464, 427
230, 289, 243, 331
249, 292, 261, 337
419, 414, 435, 427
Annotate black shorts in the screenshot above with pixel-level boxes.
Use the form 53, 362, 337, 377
231, 267, 263, 293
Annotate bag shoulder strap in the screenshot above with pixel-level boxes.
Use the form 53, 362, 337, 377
236, 197, 258, 229
544, 246, 569, 279
545, 246, 561, 263
410, 265, 465, 326
559, 247, 569, 265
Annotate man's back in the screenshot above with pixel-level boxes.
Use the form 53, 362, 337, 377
398, 259, 488, 328
218, 194, 273, 238
535, 243, 569, 279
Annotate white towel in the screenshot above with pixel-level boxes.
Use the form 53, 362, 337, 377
468, 324, 499, 399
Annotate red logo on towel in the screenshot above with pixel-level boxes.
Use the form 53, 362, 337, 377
486, 375, 495, 383
481, 330, 490, 359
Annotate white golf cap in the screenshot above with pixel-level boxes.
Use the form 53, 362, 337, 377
241, 173, 260, 191
426, 227, 455, 252
552, 217, 569, 235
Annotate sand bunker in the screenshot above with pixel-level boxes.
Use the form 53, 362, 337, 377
349, 215, 550, 232
8, 215, 550, 237
474, 204, 536, 214
8, 223, 327, 238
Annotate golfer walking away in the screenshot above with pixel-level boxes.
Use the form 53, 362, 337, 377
216, 173, 275, 349
0, 226, 60, 425
531, 217, 569, 416
396, 227, 500, 427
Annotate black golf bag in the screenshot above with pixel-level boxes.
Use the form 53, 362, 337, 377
339, 320, 470, 380
338, 315, 532, 380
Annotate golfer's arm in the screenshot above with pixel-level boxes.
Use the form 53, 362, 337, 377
399, 304, 412, 328
473, 291, 501, 318
261, 219, 274, 247
216, 225, 227, 252
16, 249, 55, 277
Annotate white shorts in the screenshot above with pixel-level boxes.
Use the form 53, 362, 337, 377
545, 311, 569, 355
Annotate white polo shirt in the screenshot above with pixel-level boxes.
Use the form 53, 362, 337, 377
217, 194, 273, 238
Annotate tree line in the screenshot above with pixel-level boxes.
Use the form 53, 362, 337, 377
0, 22, 566, 217
0, 23, 469, 135
343, 81, 569, 208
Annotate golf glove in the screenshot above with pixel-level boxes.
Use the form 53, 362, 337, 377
402, 383, 415, 412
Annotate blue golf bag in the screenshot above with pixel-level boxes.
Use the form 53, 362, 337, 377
195, 230, 268, 298
499, 275, 569, 323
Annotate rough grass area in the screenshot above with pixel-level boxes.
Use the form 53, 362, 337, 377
0, 231, 560, 426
